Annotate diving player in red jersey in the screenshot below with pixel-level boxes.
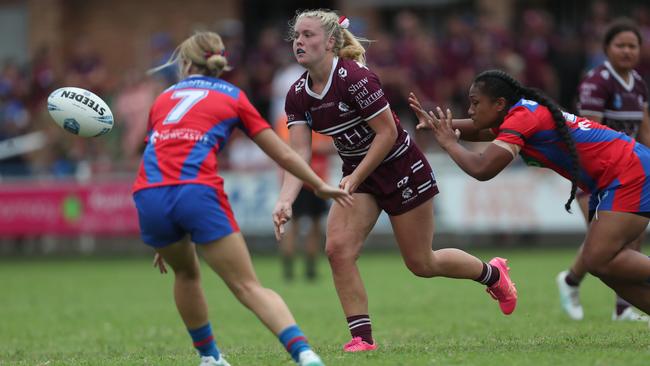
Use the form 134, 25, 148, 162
133, 31, 353, 366
557, 19, 650, 322
273, 9, 517, 353
410, 69, 650, 316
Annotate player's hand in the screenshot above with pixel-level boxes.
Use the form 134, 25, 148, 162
153, 253, 168, 274
430, 106, 461, 150
272, 200, 293, 241
314, 182, 354, 207
408, 92, 434, 130
337, 175, 360, 195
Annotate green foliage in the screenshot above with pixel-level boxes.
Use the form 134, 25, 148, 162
1, 249, 649, 365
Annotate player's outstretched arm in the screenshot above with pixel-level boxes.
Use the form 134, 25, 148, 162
429, 107, 514, 181
408, 92, 495, 141
254, 128, 354, 204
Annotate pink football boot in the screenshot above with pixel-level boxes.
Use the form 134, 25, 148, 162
343, 337, 377, 352
486, 257, 517, 315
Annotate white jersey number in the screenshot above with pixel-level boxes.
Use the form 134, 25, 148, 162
164, 89, 208, 124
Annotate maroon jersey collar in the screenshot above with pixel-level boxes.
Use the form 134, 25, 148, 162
604, 61, 635, 92
305, 57, 339, 100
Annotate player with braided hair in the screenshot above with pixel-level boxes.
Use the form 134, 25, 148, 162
557, 18, 650, 322
410, 69, 650, 314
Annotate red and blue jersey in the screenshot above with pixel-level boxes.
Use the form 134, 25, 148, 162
133, 75, 270, 192
493, 99, 648, 194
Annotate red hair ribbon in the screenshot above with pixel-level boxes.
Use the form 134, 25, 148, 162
204, 49, 226, 59
338, 16, 350, 29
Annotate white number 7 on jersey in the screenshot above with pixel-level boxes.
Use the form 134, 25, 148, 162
164, 89, 208, 124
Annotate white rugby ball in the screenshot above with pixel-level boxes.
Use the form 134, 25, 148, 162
47, 87, 114, 137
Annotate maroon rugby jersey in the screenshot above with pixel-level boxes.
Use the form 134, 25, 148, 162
577, 61, 648, 138
285, 57, 410, 165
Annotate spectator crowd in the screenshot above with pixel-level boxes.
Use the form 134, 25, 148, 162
1, 1, 650, 179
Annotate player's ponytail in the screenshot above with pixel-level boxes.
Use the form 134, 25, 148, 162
149, 31, 232, 78
290, 9, 370, 65
474, 70, 580, 212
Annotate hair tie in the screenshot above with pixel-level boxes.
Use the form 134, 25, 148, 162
204, 49, 225, 59
338, 16, 350, 29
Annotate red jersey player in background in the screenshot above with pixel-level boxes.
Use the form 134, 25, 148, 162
273, 9, 517, 353
410, 69, 650, 315
556, 18, 650, 322
133, 31, 353, 366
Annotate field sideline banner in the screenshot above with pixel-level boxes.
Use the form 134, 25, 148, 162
0, 181, 138, 236
0, 156, 586, 236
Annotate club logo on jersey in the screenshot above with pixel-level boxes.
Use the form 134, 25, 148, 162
600, 70, 609, 80
401, 187, 413, 199
562, 111, 577, 123
614, 93, 622, 109
577, 121, 592, 131
338, 67, 347, 78
338, 102, 350, 112
295, 78, 306, 93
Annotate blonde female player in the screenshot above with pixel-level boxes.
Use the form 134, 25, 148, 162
134, 31, 353, 366
272, 9, 517, 353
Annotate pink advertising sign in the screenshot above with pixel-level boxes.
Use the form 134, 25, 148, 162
0, 180, 139, 236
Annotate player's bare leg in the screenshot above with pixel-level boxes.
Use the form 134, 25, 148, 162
582, 211, 650, 314
156, 237, 208, 328
390, 198, 516, 314
201, 232, 296, 332
609, 233, 648, 320
200, 232, 323, 365
325, 193, 381, 350
156, 237, 230, 366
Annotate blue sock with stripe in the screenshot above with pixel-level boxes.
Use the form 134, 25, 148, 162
188, 323, 221, 360
278, 325, 311, 362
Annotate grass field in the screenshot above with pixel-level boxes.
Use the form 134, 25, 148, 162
2, 248, 649, 366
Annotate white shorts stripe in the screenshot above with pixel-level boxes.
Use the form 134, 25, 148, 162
417, 180, 432, 190
411, 160, 423, 169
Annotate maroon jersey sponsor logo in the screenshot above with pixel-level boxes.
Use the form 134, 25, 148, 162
285, 57, 409, 164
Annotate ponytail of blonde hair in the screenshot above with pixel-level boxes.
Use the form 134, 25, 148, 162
149, 31, 232, 78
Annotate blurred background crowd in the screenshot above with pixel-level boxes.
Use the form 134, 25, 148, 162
1, 0, 649, 180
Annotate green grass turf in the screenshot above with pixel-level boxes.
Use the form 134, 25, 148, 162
1, 248, 649, 365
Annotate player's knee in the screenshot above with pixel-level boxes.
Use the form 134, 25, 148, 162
174, 266, 201, 281
404, 259, 437, 278
228, 280, 262, 303
325, 238, 360, 264
581, 252, 608, 277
